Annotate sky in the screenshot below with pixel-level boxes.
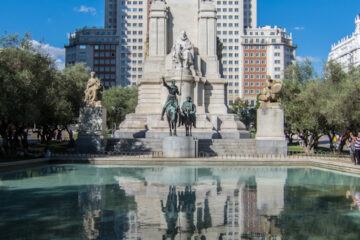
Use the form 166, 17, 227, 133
0, 0, 359, 72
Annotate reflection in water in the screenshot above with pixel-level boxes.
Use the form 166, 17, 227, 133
117, 167, 287, 239
0, 165, 360, 239
161, 186, 179, 239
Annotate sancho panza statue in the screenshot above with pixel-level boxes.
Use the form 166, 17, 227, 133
161, 77, 180, 121
181, 96, 196, 128
259, 75, 283, 104
84, 72, 103, 106
172, 31, 194, 69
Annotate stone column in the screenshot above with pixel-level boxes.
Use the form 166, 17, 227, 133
135, 1, 168, 115
198, 2, 220, 79
149, 1, 168, 57
199, 2, 227, 115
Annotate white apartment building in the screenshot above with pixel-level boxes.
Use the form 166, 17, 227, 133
328, 14, 360, 72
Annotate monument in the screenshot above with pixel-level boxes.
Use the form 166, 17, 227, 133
256, 76, 287, 155
161, 76, 197, 158
76, 72, 107, 153
116, 0, 248, 140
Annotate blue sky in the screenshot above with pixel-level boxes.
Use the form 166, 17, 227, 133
0, 0, 359, 72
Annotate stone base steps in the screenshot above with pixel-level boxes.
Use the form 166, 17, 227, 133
107, 138, 257, 156
198, 139, 257, 155
107, 138, 163, 153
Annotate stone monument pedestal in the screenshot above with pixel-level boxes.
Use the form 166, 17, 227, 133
76, 106, 107, 153
256, 104, 287, 155
162, 136, 197, 158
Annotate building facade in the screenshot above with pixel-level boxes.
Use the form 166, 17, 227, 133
328, 14, 360, 72
65, 0, 150, 88
215, 0, 296, 106
66, 0, 296, 104
239, 26, 296, 105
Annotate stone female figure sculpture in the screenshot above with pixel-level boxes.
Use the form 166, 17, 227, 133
84, 72, 103, 106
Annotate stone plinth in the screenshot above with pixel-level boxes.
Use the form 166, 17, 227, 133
76, 106, 107, 153
256, 104, 287, 155
162, 136, 197, 158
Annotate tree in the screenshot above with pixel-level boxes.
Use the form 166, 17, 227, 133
53, 63, 89, 141
280, 60, 325, 153
0, 32, 89, 155
230, 97, 257, 130
102, 86, 138, 130
0, 32, 57, 154
320, 62, 360, 152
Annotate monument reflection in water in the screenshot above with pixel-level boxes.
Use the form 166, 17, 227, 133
114, 167, 286, 240
0, 165, 360, 239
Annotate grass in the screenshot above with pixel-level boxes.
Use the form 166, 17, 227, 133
28, 141, 73, 154
0, 141, 75, 164
288, 145, 304, 152
288, 144, 350, 158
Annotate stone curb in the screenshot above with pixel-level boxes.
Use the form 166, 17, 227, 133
1, 156, 359, 174
50, 156, 360, 174
0, 158, 49, 168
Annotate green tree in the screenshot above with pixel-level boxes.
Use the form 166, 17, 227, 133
230, 97, 257, 130
280, 60, 325, 153
53, 63, 89, 141
102, 86, 138, 131
0, 32, 57, 153
0, 32, 89, 155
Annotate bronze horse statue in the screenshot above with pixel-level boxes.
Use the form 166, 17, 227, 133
179, 109, 195, 136
165, 102, 179, 136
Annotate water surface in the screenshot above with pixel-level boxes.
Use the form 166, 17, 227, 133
0, 164, 360, 239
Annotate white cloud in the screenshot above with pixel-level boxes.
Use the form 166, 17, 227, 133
74, 5, 97, 16
294, 26, 305, 31
31, 40, 65, 70
296, 56, 321, 63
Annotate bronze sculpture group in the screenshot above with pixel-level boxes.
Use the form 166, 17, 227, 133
161, 77, 196, 136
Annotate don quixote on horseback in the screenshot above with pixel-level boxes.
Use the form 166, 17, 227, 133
161, 77, 196, 136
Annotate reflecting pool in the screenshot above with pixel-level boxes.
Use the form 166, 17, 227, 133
0, 164, 360, 239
